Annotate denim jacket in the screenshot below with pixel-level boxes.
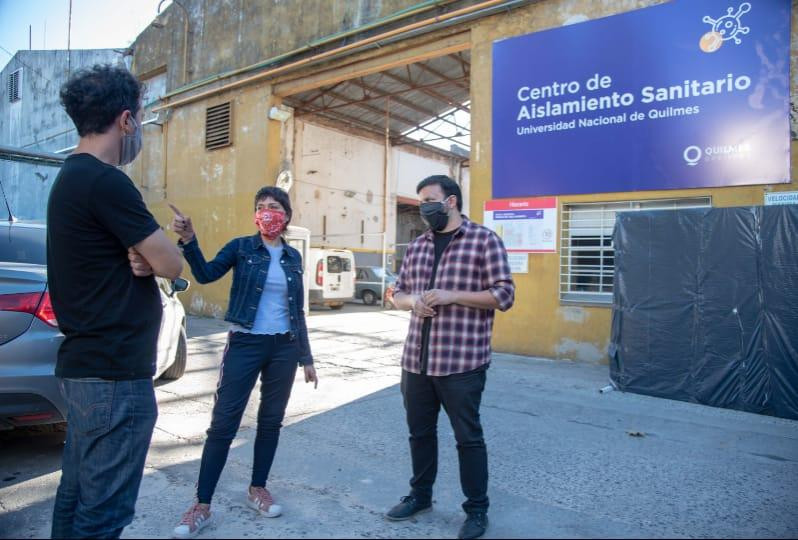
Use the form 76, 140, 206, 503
179, 234, 313, 365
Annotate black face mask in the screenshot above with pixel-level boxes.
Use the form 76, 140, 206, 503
420, 199, 451, 232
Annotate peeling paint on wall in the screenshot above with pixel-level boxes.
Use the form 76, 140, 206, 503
555, 338, 607, 364
559, 306, 588, 324
190, 293, 225, 319
213, 163, 224, 179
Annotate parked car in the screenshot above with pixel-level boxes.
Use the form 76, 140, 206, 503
308, 248, 355, 309
355, 266, 397, 307
0, 221, 189, 430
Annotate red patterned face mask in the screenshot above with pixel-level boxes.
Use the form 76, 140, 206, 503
254, 209, 286, 239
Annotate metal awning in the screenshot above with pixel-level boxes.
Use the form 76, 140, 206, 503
284, 51, 470, 159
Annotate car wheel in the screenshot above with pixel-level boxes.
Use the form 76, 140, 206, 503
362, 290, 377, 305
160, 326, 187, 380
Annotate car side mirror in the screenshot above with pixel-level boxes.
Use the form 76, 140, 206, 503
171, 277, 190, 295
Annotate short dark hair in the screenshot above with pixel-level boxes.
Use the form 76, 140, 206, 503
254, 186, 292, 227
59, 64, 142, 137
416, 175, 463, 211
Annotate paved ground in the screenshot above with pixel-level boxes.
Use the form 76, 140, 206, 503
1, 306, 797, 538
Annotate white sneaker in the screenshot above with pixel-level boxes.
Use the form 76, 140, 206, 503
247, 486, 283, 517
173, 502, 213, 539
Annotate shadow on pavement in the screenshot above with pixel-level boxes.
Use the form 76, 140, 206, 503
3, 355, 798, 539
0, 427, 64, 490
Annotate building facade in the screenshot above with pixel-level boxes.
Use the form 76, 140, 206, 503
0, 49, 126, 219
128, 0, 797, 362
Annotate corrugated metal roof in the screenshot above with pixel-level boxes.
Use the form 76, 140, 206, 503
285, 51, 470, 157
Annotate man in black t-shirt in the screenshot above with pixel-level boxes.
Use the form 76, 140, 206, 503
48, 65, 183, 539
386, 176, 515, 540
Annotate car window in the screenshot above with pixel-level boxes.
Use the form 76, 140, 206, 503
327, 256, 342, 273
372, 267, 396, 279
342, 258, 352, 272
0, 226, 46, 264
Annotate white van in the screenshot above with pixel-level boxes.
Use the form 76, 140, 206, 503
284, 226, 311, 315
308, 248, 355, 309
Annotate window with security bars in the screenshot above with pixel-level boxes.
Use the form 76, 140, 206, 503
205, 102, 232, 150
560, 197, 712, 304
8, 69, 21, 102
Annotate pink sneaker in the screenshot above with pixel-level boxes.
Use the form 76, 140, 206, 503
173, 502, 213, 539
246, 486, 282, 517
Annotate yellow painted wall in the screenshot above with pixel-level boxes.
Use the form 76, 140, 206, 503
128, 81, 283, 318
467, 0, 798, 362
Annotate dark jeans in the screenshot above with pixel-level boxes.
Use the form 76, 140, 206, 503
196, 332, 299, 504
51, 378, 158, 539
401, 368, 489, 514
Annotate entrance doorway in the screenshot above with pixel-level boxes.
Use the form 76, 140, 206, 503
276, 41, 471, 309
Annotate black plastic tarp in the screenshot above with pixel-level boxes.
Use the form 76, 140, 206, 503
609, 205, 798, 420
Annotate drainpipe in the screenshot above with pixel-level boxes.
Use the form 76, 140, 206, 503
156, 0, 187, 199
162, 111, 170, 198
158, 0, 190, 85
382, 99, 391, 305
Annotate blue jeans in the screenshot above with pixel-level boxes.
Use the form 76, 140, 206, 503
196, 332, 299, 504
51, 378, 158, 539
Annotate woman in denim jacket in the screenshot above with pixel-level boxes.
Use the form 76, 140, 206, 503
170, 186, 317, 539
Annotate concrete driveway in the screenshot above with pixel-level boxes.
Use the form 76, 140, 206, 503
1, 307, 797, 538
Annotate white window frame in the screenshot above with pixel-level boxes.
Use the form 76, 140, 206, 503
560, 196, 712, 305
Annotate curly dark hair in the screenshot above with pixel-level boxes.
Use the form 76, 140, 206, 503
59, 64, 143, 137
254, 186, 292, 228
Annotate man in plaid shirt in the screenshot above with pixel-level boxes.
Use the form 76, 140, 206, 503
385, 175, 515, 539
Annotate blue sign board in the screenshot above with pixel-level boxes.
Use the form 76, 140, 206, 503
494, 210, 544, 220
492, 0, 791, 198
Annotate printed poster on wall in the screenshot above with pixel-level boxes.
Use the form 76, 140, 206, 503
483, 197, 557, 253
492, 0, 791, 198
507, 253, 530, 274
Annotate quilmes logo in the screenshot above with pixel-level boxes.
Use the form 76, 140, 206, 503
684, 143, 751, 166
683, 145, 703, 166
700, 2, 751, 53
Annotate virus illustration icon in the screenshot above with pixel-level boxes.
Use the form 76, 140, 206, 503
702, 2, 751, 45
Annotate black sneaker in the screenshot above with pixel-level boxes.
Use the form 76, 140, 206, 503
384, 495, 432, 521
458, 512, 488, 539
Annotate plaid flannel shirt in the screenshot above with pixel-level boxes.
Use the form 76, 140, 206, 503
395, 216, 515, 376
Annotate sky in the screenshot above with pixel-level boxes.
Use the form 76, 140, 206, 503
0, 0, 169, 71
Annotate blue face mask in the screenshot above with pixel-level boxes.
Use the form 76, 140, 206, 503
119, 115, 142, 166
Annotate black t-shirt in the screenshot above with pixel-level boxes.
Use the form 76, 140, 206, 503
419, 229, 457, 374
47, 153, 162, 380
